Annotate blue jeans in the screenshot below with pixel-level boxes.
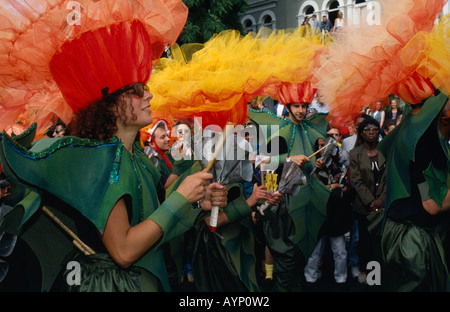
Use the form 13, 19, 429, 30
347, 219, 359, 271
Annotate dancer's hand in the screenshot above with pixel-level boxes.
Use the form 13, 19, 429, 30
177, 171, 212, 204
290, 154, 310, 167
198, 182, 228, 211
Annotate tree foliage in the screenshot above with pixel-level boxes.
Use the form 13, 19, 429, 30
179, 0, 249, 44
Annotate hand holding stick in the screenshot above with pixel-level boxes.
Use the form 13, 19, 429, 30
308, 142, 331, 159
203, 128, 229, 231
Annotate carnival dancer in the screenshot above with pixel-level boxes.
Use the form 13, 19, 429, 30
248, 82, 329, 291
163, 129, 281, 292
378, 93, 450, 291
145, 23, 329, 292
0, 0, 227, 292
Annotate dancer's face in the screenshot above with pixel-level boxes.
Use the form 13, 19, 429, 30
118, 89, 153, 129
288, 103, 308, 124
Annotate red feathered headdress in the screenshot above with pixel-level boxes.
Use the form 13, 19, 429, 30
277, 82, 317, 105
0, 0, 188, 135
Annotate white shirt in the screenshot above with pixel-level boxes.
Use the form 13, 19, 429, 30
335, 18, 344, 27
310, 101, 329, 114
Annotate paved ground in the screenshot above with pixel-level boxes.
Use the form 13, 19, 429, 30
176, 257, 382, 293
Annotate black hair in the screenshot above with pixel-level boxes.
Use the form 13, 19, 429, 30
355, 116, 380, 146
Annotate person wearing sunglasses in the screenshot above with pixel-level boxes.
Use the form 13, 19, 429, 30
348, 116, 386, 285
0, 1, 228, 292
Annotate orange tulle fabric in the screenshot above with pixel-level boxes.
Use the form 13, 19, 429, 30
0, 0, 187, 136
400, 14, 450, 97
314, 0, 447, 126
149, 27, 327, 128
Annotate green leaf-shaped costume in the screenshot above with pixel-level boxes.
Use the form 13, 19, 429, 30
377, 93, 450, 291
378, 93, 449, 212
248, 109, 329, 291
0, 128, 200, 291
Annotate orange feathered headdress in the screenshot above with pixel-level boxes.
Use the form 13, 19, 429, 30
276, 82, 317, 105
0, 0, 188, 135
314, 0, 447, 126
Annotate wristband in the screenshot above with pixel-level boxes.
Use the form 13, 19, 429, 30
147, 191, 196, 233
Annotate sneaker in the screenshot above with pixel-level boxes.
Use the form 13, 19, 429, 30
344, 231, 351, 242
358, 272, 367, 284
351, 267, 360, 278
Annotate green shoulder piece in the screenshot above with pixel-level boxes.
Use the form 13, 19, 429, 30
11, 123, 37, 149
248, 109, 328, 175
248, 108, 291, 131
0, 133, 121, 232
0, 131, 176, 291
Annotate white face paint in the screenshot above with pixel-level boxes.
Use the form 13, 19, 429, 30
176, 124, 191, 141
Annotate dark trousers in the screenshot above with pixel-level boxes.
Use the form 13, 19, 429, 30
355, 213, 380, 272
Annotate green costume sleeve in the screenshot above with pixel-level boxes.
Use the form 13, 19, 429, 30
222, 186, 251, 224
147, 190, 200, 246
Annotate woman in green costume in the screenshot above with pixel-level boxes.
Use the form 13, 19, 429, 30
378, 93, 450, 291
0, 0, 228, 292
1, 79, 228, 294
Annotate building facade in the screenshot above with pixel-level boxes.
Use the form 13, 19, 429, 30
239, 0, 449, 110
240, 0, 450, 34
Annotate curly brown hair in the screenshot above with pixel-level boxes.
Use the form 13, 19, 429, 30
69, 92, 137, 141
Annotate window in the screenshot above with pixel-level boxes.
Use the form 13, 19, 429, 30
259, 10, 276, 30
241, 15, 257, 34
263, 15, 272, 25
305, 6, 315, 15
328, 0, 342, 27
